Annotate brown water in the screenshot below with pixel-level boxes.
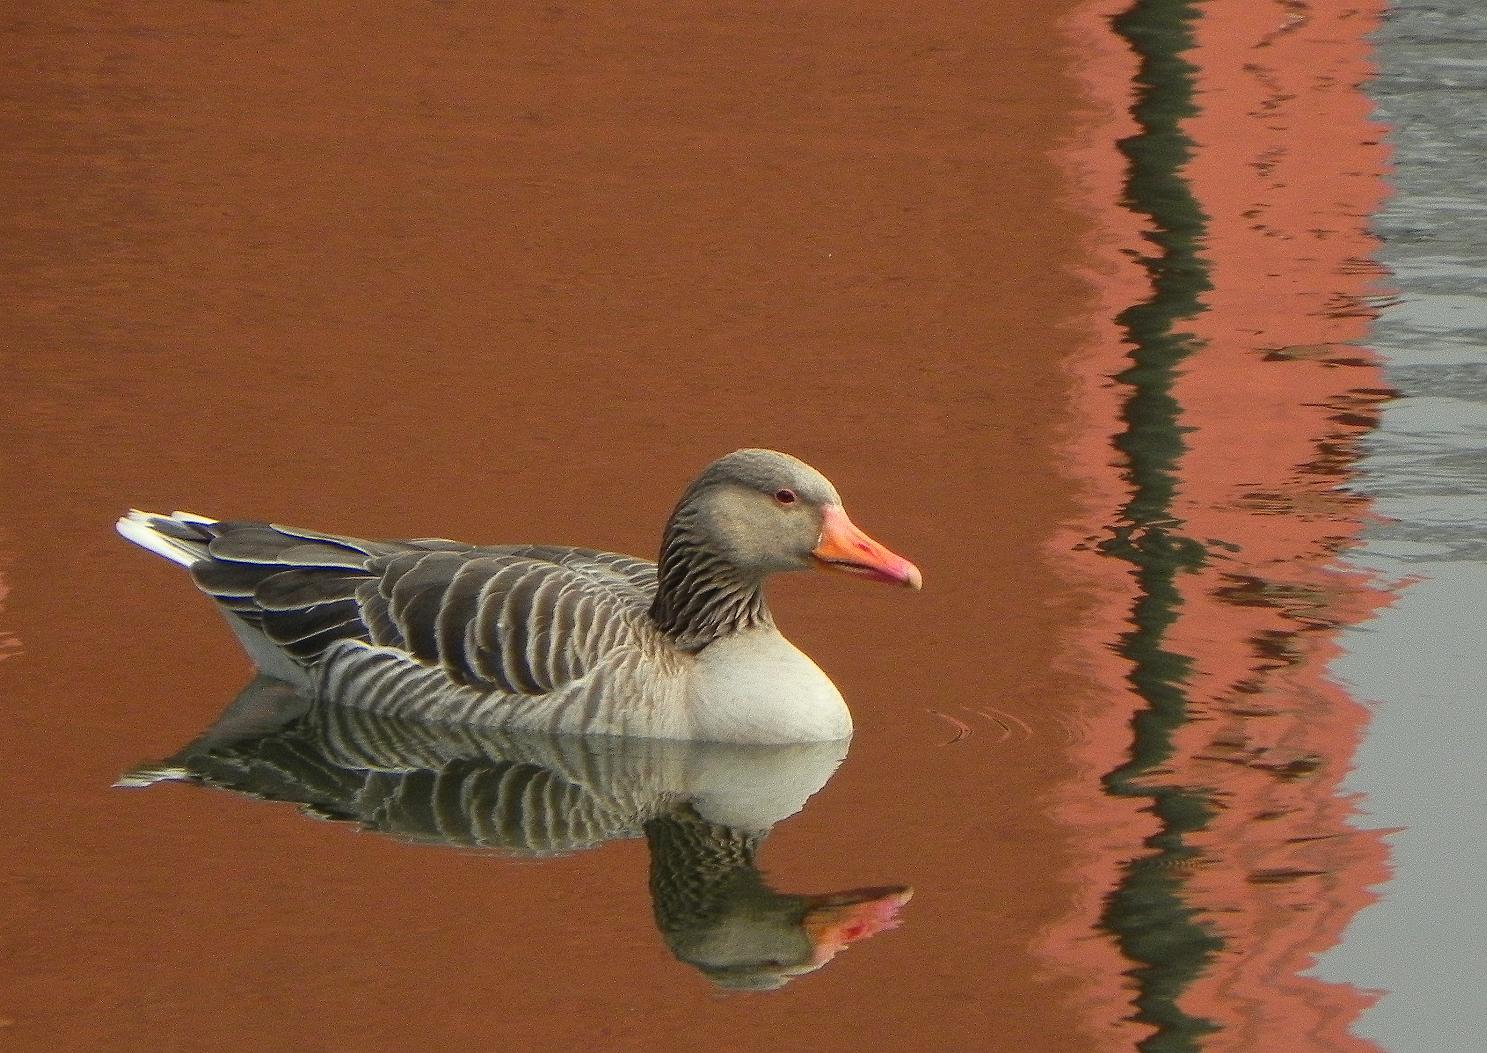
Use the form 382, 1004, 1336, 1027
1, 2, 1411, 1051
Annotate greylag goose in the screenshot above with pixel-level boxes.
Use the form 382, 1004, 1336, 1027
117, 449, 920, 743
121, 676, 912, 988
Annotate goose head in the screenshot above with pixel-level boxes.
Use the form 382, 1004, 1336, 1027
647, 803, 914, 990
660, 884, 914, 991
672, 449, 921, 586
651, 450, 920, 648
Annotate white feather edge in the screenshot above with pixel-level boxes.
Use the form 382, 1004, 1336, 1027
116, 508, 217, 567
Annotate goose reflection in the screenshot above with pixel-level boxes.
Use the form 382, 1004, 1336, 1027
120, 676, 911, 989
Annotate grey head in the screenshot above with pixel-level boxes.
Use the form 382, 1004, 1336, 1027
670, 449, 844, 576
648, 805, 913, 991
649, 449, 920, 649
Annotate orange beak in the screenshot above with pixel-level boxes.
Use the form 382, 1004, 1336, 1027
801, 886, 914, 968
812, 505, 922, 590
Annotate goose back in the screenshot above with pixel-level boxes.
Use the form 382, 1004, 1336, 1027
154, 517, 664, 707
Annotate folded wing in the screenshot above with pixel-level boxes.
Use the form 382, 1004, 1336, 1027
165, 518, 656, 696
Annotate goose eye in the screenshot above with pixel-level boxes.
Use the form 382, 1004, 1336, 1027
774, 488, 797, 505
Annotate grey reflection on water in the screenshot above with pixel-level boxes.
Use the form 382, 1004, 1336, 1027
1317, 2, 1487, 1050
119, 677, 910, 992
1351, 0, 1487, 568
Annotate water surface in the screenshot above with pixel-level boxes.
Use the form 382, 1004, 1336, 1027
2, 5, 1104, 1051
2, 2, 1481, 1051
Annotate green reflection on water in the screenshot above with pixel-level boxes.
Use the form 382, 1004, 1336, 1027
1098, 0, 1221, 1049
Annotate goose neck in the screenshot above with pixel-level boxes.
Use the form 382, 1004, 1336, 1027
648, 508, 772, 650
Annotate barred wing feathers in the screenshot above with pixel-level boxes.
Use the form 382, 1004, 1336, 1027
136, 516, 660, 698
121, 679, 665, 855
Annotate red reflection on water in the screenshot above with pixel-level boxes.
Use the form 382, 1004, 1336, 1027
1048, 0, 1395, 1049
1043, 2, 1155, 1049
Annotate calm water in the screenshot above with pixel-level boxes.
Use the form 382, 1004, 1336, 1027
2, 2, 1482, 1051
1315, 3, 1487, 1051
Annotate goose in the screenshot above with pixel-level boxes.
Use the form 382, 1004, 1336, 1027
117, 449, 921, 743
121, 675, 913, 989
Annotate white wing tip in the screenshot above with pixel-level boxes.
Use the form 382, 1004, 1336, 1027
116, 509, 215, 567
114, 763, 192, 788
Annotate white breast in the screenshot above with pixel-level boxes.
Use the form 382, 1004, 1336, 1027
684, 630, 852, 744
